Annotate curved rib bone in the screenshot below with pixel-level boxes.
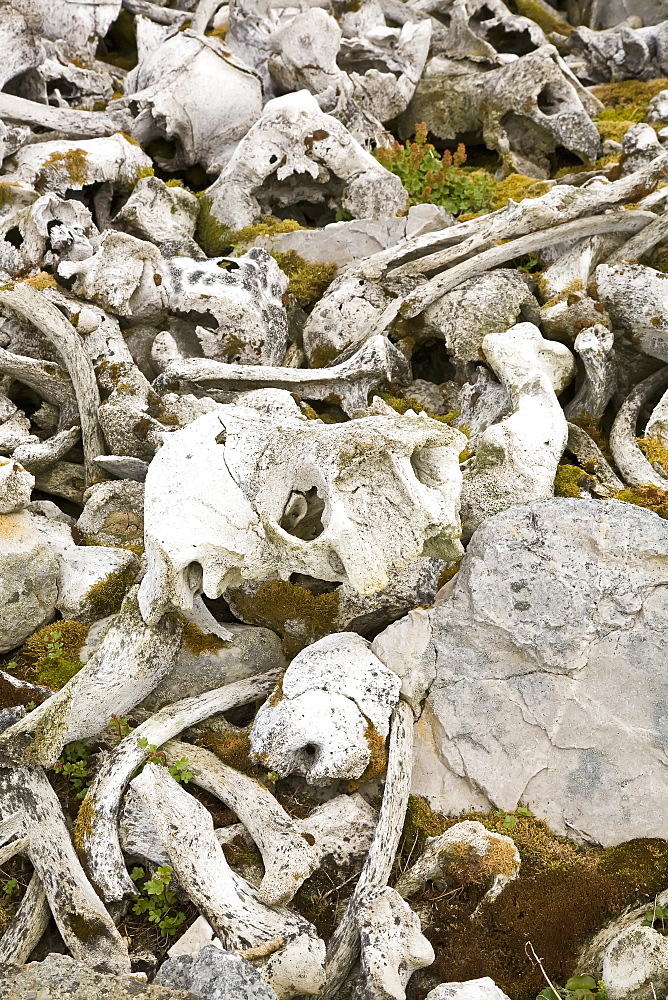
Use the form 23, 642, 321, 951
162, 739, 318, 906
610, 368, 668, 489
564, 325, 616, 425
398, 212, 653, 321
77, 670, 280, 902
604, 212, 668, 268
0, 285, 105, 485
154, 335, 411, 418
394, 820, 520, 908
362, 153, 668, 285
130, 763, 326, 999
0, 765, 130, 974
0, 94, 133, 140
0, 590, 184, 768
566, 423, 624, 493
325, 699, 414, 995
0, 873, 50, 965
0, 347, 79, 430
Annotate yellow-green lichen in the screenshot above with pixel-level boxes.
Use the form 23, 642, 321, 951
83, 564, 138, 620
271, 250, 337, 310
509, 0, 572, 34
15, 621, 89, 689
133, 165, 155, 187
22, 272, 58, 291
180, 618, 227, 656
73, 794, 95, 853
638, 435, 668, 477
612, 484, 668, 518
490, 173, 552, 211
554, 463, 597, 498
596, 120, 636, 143
593, 78, 668, 123
195, 195, 234, 257
377, 392, 458, 425
38, 148, 89, 188
231, 216, 305, 245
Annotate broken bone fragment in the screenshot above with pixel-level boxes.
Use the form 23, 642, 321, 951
250, 632, 400, 783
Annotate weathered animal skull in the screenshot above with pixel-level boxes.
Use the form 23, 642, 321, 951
138, 390, 466, 624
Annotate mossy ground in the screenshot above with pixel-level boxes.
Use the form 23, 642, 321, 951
4, 620, 88, 690
399, 798, 668, 1000
592, 78, 668, 123
227, 579, 343, 657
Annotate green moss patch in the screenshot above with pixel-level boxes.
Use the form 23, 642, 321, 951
399, 798, 668, 1000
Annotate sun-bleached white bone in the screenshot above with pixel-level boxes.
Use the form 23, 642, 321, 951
0, 765, 130, 974
138, 392, 466, 624
325, 700, 414, 994
130, 763, 326, 999
153, 335, 410, 417
161, 739, 319, 906
77, 671, 280, 902
0, 589, 183, 768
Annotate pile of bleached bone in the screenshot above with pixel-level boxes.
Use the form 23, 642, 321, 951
4, 0, 668, 995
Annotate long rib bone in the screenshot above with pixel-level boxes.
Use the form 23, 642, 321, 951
0, 765, 130, 974
0, 284, 105, 485
325, 699, 414, 995
77, 670, 280, 902
610, 368, 668, 489
153, 335, 411, 418
162, 739, 318, 906
130, 763, 326, 999
0, 589, 184, 768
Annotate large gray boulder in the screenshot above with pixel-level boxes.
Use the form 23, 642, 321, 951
389, 498, 668, 844
0, 953, 197, 999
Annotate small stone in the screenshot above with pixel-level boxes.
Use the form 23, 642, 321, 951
156, 945, 279, 1000
0, 457, 33, 514
426, 978, 512, 1000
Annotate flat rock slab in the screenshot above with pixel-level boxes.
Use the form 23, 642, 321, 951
0, 953, 198, 999
155, 945, 279, 999
409, 498, 668, 844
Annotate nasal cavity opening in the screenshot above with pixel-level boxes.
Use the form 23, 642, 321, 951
280, 486, 325, 540
484, 24, 537, 55
537, 87, 565, 116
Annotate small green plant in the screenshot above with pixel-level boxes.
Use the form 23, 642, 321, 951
373, 124, 495, 217
537, 976, 608, 1000
130, 865, 187, 937
136, 738, 193, 785
495, 806, 533, 830
642, 901, 668, 933
266, 770, 280, 784
110, 714, 131, 738
32, 628, 82, 689
3, 878, 18, 898
54, 741, 91, 800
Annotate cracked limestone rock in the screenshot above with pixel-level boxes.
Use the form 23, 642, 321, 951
0, 952, 196, 1000
401, 498, 668, 844
0, 457, 33, 514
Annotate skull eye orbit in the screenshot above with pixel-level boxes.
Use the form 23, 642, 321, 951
280, 486, 325, 540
